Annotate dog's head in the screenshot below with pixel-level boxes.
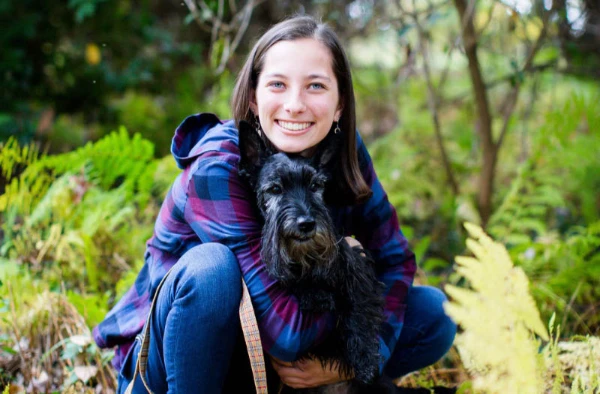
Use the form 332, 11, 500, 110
238, 121, 340, 284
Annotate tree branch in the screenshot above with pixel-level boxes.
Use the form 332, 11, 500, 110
400, 0, 460, 196
496, 8, 552, 150
184, 0, 263, 74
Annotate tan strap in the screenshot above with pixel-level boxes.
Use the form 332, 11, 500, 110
125, 266, 175, 394
239, 279, 269, 393
125, 269, 268, 393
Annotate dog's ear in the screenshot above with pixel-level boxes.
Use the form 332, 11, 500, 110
238, 120, 264, 167
311, 130, 340, 170
238, 120, 271, 186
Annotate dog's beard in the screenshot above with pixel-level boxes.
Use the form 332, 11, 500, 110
261, 213, 338, 286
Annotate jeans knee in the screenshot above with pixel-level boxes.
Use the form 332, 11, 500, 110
413, 286, 457, 351
426, 287, 456, 350
171, 243, 242, 316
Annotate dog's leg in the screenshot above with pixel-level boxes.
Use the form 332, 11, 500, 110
336, 245, 386, 385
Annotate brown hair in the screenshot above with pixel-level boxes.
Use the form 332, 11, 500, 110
231, 15, 372, 205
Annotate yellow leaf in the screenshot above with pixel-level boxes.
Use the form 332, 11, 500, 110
444, 222, 549, 393
85, 43, 101, 65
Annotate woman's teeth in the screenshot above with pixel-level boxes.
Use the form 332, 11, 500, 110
278, 121, 311, 131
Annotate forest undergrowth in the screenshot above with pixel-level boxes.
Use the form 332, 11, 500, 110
0, 81, 598, 393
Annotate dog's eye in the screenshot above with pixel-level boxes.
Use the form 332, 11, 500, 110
309, 182, 321, 192
268, 185, 282, 194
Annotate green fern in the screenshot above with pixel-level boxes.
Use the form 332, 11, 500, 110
488, 161, 565, 246
0, 137, 42, 180
544, 317, 600, 394
0, 129, 161, 294
1, 127, 156, 218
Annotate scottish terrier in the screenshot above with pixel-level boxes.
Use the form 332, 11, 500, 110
237, 122, 457, 394
238, 121, 387, 393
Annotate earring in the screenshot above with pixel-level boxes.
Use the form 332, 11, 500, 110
254, 116, 262, 135
334, 121, 341, 134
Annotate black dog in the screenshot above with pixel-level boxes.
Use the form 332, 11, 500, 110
238, 121, 386, 393
237, 122, 457, 394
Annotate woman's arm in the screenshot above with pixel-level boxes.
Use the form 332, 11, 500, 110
182, 153, 335, 361
350, 134, 417, 371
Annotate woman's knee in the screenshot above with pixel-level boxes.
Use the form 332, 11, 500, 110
169, 243, 242, 313
412, 286, 457, 350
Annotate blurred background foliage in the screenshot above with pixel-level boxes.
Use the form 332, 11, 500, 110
1, 0, 599, 392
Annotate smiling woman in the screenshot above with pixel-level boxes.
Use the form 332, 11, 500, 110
249, 38, 342, 156
94, 15, 456, 394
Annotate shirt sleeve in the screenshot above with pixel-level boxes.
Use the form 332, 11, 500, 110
350, 135, 417, 371
182, 153, 335, 361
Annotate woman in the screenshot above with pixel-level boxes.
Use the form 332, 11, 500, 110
94, 15, 456, 393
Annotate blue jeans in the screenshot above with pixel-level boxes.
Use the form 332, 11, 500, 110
117, 243, 456, 393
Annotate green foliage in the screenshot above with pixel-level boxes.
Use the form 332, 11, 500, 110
488, 161, 565, 246
68, 0, 107, 23
0, 129, 160, 295
544, 315, 600, 393
0, 130, 172, 391
486, 87, 600, 335
0, 271, 116, 391
519, 222, 600, 334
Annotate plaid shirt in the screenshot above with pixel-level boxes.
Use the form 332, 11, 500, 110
93, 113, 416, 371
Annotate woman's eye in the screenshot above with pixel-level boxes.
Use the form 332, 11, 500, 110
309, 83, 324, 90
269, 185, 282, 194
269, 82, 284, 89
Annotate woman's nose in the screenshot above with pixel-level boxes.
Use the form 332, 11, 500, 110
283, 90, 306, 114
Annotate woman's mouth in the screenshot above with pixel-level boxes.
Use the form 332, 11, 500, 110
276, 120, 313, 134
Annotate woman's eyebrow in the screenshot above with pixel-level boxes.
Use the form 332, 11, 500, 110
307, 74, 331, 81
263, 72, 288, 79
263, 72, 332, 82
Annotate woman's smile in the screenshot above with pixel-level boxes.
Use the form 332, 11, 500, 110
276, 120, 314, 134
251, 38, 342, 156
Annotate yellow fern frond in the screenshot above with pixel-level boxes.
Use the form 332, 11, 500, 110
444, 222, 549, 394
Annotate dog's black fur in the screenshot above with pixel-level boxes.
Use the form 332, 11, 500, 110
238, 121, 385, 393
237, 121, 456, 394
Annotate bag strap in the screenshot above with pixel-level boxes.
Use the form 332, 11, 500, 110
124, 269, 268, 393
239, 279, 269, 393
124, 266, 175, 394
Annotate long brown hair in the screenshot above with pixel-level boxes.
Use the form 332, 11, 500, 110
231, 16, 372, 205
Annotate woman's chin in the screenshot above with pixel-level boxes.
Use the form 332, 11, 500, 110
271, 139, 314, 155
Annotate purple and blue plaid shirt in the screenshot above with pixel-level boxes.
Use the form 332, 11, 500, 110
93, 113, 416, 371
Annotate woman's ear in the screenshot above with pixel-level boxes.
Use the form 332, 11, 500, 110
334, 106, 343, 122
249, 91, 258, 115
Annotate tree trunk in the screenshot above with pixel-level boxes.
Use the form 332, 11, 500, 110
453, 0, 496, 226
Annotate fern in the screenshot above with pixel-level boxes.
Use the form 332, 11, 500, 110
0, 137, 41, 180
488, 161, 565, 246
1, 127, 156, 217
444, 222, 548, 394
544, 317, 600, 394
0, 130, 161, 294
528, 222, 600, 334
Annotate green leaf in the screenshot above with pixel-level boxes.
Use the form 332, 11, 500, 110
422, 257, 450, 272
1, 346, 17, 355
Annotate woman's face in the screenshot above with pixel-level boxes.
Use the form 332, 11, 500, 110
251, 38, 342, 156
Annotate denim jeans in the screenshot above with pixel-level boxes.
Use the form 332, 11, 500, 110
117, 243, 456, 393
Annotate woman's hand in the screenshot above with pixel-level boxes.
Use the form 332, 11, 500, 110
344, 236, 362, 249
269, 237, 362, 389
270, 356, 353, 389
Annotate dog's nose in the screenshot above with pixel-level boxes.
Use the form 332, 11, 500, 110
297, 217, 316, 234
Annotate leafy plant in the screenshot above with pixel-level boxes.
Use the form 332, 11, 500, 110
444, 222, 549, 393
0, 129, 161, 296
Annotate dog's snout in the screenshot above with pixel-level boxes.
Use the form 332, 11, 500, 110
297, 216, 316, 234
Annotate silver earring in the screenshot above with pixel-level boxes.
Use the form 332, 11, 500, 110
334, 121, 341, 134
254, 116, 262, 135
